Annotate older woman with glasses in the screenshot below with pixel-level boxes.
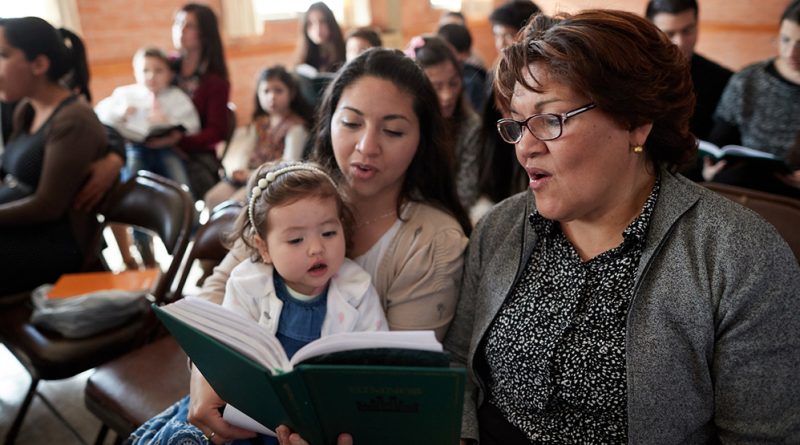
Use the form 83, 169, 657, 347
445, 9, 800, 445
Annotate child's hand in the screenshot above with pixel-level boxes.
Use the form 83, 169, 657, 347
231, 169, 249, 183
149, 107, 169, 125
123, 106, 137, 121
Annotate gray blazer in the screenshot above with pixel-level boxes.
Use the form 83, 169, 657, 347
444, 171, 800, 443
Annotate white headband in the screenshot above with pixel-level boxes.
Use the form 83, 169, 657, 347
247, 164, 338, 230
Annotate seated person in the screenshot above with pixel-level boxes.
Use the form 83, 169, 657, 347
0, 18, 108, 295
437, 23, 488, 111
706, 0, 800, 198
95, 46, 200, 186
345, 27, 381, 63
204, 66, 312, 210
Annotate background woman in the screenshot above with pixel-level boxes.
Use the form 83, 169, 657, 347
129, 48, 470, 445
0, 17, 107, 295
445, 10, 799, 444
151, 2, 230, 200
407, 35, 482, 213
707, 0, 800, 198
294, 2, 345, 74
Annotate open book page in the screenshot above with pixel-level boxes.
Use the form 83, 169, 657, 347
159, 297, 291, 371
223, 405, 277, 437
290, 330, 442, 367
159, 299, 444, 372
697, 140, 780, 160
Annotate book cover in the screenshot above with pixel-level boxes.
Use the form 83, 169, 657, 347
47, 268, 159, 299
152, 301, 465, 445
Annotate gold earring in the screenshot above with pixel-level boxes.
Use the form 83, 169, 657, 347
633, 145, 644, 154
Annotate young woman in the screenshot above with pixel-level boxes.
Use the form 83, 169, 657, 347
294, 2, 345, 74
0, 17, 107, 295
406, 35, 482, 212
129, 48, 470, 445
155, 2, 231, 200
706, 0, 800, 198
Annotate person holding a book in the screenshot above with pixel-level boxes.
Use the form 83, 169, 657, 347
706, 0, 800, 198
95, 46, 201, 187
166, 2, 231, 200
0, 17, 108, 295
130, 48, 471, 445
444, 10, 800, 444
130, 161, 388, 444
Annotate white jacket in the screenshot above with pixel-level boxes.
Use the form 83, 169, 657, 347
95, 84, 200, 143
222, 258, 388, 336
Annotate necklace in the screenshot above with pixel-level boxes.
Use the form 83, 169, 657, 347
354, 210, 397, 229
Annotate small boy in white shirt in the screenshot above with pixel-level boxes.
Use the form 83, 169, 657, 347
95, 46, 200, 185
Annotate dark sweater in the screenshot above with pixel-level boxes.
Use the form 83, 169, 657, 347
689, 53, 732, 140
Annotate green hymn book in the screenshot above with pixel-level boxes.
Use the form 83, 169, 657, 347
152, 299, 465, 445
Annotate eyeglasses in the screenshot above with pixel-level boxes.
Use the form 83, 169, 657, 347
496, 103, 596, 144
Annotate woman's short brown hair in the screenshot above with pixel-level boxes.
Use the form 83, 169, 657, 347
495, 10, 697, 171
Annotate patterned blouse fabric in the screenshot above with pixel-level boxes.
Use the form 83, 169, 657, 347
482, 180, 660, 443
247, 113, 307, 169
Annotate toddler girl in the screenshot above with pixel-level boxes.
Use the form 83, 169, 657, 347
204, 66, 312, 210
223, 161, 387, 360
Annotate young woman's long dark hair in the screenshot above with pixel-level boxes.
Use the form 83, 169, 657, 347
252, 65, 314, 127
0, 17, 77, 84
294, 2, 345, 73
311, 48, 471, 235
180, 3, 228, 80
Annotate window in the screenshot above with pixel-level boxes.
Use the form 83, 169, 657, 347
0, 0, 81, 32
253, 0, 345, 22
430, 0, 462, 11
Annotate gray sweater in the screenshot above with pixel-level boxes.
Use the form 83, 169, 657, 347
444, 171, 800, 443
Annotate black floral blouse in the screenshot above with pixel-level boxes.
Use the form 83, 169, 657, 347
482, 180, 660, 443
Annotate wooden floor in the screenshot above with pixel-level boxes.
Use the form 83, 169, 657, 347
0, 345, 117, 445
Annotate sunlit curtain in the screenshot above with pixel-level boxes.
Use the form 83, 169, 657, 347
343, 0, 371, 28
223, 0, 260, 37
54, 0, 82, 32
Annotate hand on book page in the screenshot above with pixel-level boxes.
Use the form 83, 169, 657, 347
154, 299, 466, 445
156, 297, 444, 373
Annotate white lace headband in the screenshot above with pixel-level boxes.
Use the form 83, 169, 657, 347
247, 164, 338, 230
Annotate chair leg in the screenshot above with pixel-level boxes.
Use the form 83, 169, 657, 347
36, 390, 89, 445
93, 424, 109, 445
4, 377, 38, 445
113, 433, 124, 445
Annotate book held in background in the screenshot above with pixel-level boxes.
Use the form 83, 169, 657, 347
153, 298, 465, 445
697, 140, 790, 173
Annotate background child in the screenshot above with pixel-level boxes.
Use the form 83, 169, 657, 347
95, 46, 200, 186
224, 161, 387, 360
96, 46, 202, 269
204, 66, 312, 210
